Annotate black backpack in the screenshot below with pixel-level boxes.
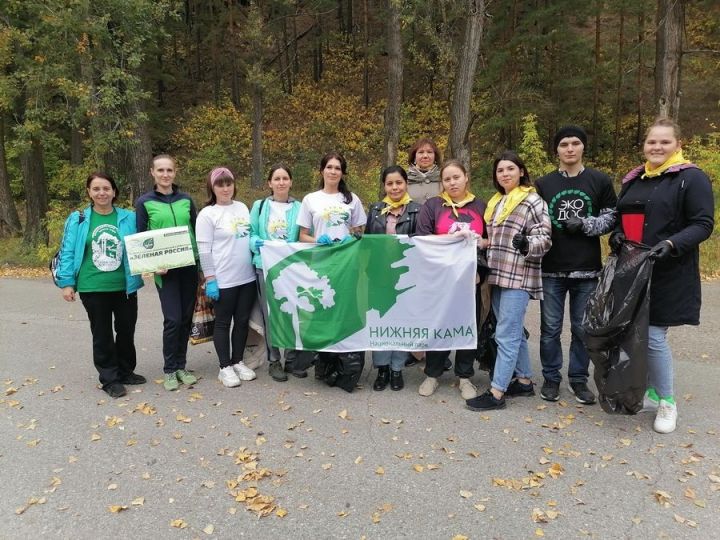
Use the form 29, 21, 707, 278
49, 211, 85, 286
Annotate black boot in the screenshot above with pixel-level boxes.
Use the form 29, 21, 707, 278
390, 370, 404, 391
373, 366, 390, 391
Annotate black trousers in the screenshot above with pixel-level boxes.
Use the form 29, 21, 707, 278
424, 283, 482, 379
80, 291, 138, 388
156, 265, 198, 373
213, 281, 257, 368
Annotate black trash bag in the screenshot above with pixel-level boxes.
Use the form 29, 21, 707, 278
314, 352, 337, 381
582, 241, 654, 414
316, 352, 365, 392
332, 352, 365, 393
476, 309, 497, 376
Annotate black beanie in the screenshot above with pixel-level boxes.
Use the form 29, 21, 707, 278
553, 126, 587, 151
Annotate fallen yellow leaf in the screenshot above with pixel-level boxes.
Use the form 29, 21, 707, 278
108, 505, 128, 513
459, 490, 472, 499
203, 524, 214, 534
131, 497, 144, 506
170, 518, 188, 529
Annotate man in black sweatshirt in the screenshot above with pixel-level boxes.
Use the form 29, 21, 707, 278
535, 126, 617, 404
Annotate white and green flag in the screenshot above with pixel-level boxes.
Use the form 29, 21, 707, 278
260, 235, 477, 352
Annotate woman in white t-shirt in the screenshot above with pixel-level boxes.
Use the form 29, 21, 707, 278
297, 152, 367, 391
196, 167, 258, 388
298, 152, 367, 243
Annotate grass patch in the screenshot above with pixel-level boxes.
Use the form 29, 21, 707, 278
0, 237, 46, 268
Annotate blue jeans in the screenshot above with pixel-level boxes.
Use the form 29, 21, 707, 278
648, 325, 673, 398
539, 276, 597, 384
372, 350, 408, 372
491, 287, 532, 393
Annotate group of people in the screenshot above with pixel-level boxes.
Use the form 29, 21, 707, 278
55, 117, 714, 435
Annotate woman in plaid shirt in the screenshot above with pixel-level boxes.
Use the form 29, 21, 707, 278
466, 151, 552, 411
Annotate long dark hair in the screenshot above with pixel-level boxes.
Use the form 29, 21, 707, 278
204, 167, 235, 206
319, 151, 352, 204
492, 151, 531, 194
86, 172, 119, 205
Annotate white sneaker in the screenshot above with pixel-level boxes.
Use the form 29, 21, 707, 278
232, 361, 257, 381
458, 378, 478, 400
640, 390, 660, 412
653, 399, 677, 434
218, 366, 241, 388
418, 377, 439, 397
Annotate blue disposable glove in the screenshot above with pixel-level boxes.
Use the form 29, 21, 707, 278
254, 238, 265, 250
205, 279, 220, 301
340, 235, 354, 244
316, 234, 333, 245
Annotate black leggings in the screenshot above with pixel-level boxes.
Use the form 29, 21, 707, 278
213, 281, 257, 368
156, 265, 198, 373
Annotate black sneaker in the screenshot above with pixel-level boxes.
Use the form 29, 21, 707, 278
569, 382, 597, 404
104, 382, 127, 399
118, 373, 147, 385
465, 390, 506, 411
540, 379, 560, 402
373, 366, 390, 391
505, 379, 535, 397
269, 361, 288, 382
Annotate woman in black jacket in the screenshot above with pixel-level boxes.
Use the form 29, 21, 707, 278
364, 165, 421, 390
610, 117, 714, 434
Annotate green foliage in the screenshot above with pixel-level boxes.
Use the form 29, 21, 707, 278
172, 99, 253, 189
685, 132, 720, 277
518, 114, 554, 179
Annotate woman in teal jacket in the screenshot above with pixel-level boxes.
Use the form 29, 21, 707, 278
249, 163, 307, 382
56, 172, 145, 399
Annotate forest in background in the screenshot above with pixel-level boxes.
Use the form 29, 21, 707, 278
0, 0, 718, 272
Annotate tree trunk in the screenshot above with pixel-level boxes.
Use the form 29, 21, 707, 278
250, 83, 264, 189
382, 0, 403, 167
282, 16, 293, 94
655, 0, 683, 120
21, 137, 49, 246
448, 0, 485, 170
612, 4, 625, 170
126, 103, 153, 203
636, 9, 645, 146
0, 116, 22, 236
70, 116, 84, 166
591, 1, 602, 157
362, 0, 369, 108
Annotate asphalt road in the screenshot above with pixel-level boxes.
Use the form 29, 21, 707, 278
1, 277, 719, 539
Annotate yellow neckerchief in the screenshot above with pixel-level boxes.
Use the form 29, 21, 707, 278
380, 192, 412, 215
642, 149, 690, 179
484, 185, 536, 224
440, 191, 475, 218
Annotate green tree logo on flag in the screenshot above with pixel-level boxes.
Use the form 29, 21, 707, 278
264, 236, 412, 350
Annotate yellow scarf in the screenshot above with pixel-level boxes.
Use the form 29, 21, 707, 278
380, 193, 412, 215
642, 149, 690, 179
440, 191, 476, 218
484, 185, 536, 224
